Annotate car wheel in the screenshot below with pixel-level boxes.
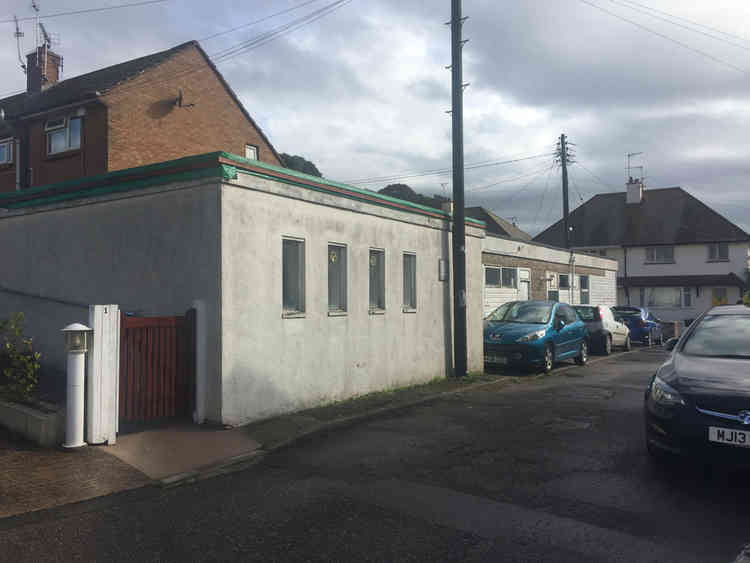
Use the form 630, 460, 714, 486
575, 340, 588, 365
543, 344, 554, 374
603, 334, 612, 356
624, 335, 632, 351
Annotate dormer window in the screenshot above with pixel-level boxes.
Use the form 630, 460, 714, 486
0, 138, 12, 164
46, 116, 81, 154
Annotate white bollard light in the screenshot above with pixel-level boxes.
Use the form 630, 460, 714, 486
61, 323, 92, 449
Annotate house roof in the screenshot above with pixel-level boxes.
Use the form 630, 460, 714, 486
0, 41, 282, 163
465, 207, 532, 241
618, 274, 747, 289
533, 187, 750, 248
0, 151, 486, 229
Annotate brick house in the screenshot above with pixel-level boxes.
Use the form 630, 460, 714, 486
0, 41, 280, 192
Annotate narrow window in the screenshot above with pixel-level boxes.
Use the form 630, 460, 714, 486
245, 144, 258, 160
403, 253, 417, 311
580, 275, 590, 304
485, 267, 501, 287
282, 238, 305, 315
501, 267, 517, 289
0, 139, 12, 164
682, 287, 691, 307
708, 243, 728, 261
558, 274, 570, 289
328, 244, 347, 313
369, 249, 385, 311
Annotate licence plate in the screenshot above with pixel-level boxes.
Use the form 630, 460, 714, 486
708, 426, 750, 448
486, 355, 507, 365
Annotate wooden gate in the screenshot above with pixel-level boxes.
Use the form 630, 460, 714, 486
119, 309, 196, 424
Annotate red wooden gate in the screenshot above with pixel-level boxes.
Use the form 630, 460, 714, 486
119, 309, 196, 423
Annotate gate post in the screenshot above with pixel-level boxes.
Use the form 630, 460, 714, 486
87, 304, 120, 444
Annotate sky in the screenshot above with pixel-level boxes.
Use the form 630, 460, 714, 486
2, 0, 750, 236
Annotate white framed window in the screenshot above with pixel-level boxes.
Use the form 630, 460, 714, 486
558, 274, 570, 289
369, 248, 386, 312
328, 244, 347, 313
282, 238, 305, 316
579, 275, 590, 304
245, 144, 258, 160
708, 243, 729, 261
403, 253, 417, 311
485, 267, 517, 289
645, 246, 674, 264
0, 138, 12, 164
646, 287, 682, 308
46, 116, 81, 154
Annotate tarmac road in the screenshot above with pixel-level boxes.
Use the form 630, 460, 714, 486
1, 349, 748, 562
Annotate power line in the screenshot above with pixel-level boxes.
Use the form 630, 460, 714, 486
530, 163, 557, 232
610, 0, 750, 52
198, 0, 326, 42
468, 162, 555, 193
92, 0, 352, 98
572, 161, 620, 192
577, 0, 748, 74
615, 0, 750, 45
345, 153, 555, 185
0, 0, 169, 24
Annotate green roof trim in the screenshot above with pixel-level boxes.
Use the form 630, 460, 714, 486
4, 164, 235, 210
0, 151, 485, 228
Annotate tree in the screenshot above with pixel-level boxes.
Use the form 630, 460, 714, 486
279, 153, 323, 178
378, 183, 449, 210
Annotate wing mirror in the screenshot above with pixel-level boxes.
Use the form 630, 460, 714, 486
664, 337, 678, 352
554, 317, 565, 331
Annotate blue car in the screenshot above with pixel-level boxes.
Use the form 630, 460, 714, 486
484, 301, 589, 373
612, 306, 663, 346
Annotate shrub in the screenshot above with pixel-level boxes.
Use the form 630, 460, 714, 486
0, 313, 41, 403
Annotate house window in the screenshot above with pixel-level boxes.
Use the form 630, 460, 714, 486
547, 290, 559, 302
645, 246, 674, 264
328, 244, 347, 313
559, 274, 570, 289
646, 287, 682, 308
0, 138, 12, 164
282, 238, 305, 315
580, 275, 590, 304
403, 253, 417, 311
708, 243, 729, 261
502, 268, 517, 289
682, 287, 692, 308
369, 249, 385, 311
712, 287, 728, 306
245, 144, 258, 160
46, 116, 81, 154
485, 267, 517, 288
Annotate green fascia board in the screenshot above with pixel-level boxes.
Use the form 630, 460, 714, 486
0, 152, 227, 203
219, 152, 485, 227
5, 165, 235, 210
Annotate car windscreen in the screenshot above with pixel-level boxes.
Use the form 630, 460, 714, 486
574, 307, 597, 321
485, 302, 511, 322
682, 314, 750, 358
499, 302, 553, 324
614, 309, 641, 317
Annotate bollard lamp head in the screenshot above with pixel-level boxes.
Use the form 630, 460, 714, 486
61, 323, 92, 353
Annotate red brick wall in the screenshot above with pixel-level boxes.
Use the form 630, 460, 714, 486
0, 141, 16, 193
27, 103, 108, 187
104, 44, 280, 172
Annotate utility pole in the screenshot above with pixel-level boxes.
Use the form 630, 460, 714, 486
450, 0, 467, 377
559, 133, 570, 249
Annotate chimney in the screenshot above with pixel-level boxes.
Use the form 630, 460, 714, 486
626, 176, 644, 204
26, 46, 62, 94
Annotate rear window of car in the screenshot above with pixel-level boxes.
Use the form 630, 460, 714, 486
574, 306, 598, 321
682, 314, 750, 358
614, 308, 641, 317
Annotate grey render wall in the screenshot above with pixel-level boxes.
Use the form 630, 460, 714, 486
0, 182, 222, 420
219, 173, 484, 425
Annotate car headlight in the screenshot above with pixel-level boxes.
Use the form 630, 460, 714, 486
517, 329, 546, 343
650, 376, 685, 407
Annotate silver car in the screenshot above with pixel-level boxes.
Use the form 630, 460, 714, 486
573, 305, 631, 355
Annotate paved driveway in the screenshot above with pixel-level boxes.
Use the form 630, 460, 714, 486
1, 349, 748, 562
